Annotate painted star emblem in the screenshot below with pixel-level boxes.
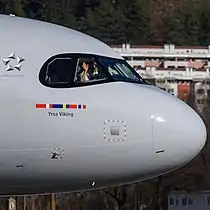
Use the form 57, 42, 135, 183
2, 53, 25, 72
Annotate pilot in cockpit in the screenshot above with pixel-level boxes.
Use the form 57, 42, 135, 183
80, 61, 90, 82
77, 59, 104, 83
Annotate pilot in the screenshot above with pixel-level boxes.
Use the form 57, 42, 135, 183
80, 61, 90, 82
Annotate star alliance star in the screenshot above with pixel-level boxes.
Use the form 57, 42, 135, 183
2, 53, 25, 72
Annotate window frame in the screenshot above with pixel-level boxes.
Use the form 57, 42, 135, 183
39, 53, 147, 88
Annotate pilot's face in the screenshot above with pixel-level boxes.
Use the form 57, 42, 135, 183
82, 62, 89, 71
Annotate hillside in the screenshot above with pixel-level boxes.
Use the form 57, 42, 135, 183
1, 0, 210, 45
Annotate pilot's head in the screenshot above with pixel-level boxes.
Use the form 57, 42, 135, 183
82, 61, 89, 72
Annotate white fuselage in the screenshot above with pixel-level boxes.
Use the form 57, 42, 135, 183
0, 14, 207, 196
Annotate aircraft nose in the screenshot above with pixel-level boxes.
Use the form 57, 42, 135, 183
152, 91, 207, 168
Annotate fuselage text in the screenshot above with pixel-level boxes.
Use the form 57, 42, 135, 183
48, 112, 74, 118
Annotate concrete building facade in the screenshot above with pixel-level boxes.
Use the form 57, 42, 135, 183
111, 44, 210, 81
168, 191, 210, 210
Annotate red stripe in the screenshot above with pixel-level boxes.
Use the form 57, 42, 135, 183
49, 104, 53, 108
36, 104, 46, 108
83, 105, 86, 109
69, 104, 77, 109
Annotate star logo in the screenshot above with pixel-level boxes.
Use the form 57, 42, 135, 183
2, 53, 25, 72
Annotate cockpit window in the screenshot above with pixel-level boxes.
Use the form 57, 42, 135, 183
98, 57, 144, 83
39, 53, 146, 88
45, 57, 76, 85
74, 57, 108, 83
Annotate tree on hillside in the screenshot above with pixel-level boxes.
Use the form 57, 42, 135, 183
0, 0, 11, 14
83, 0, 127, 44
119, 0, 150, 44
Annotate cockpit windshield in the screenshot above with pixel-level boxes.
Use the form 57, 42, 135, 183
98, 57, 145, 83
40, 53, 147, 88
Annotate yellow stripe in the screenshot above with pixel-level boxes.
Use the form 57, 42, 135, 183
63, 104, 66, 108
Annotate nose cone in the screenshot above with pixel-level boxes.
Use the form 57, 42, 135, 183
152, 88, 207, 169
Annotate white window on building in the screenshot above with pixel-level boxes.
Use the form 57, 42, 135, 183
188, 198, 193, 205
197, 88, 205, 94
169, 196, 179, 206
182, 198, 187, 206
197, 99, 204, 104
169, 197, 174, 206
168, 88, 174, 95
169, 195, 194, 207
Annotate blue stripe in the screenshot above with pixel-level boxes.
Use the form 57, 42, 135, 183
78, 104, 82, 109
52, 104, 63, 108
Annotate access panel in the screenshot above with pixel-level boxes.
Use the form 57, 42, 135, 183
104, 120, 127, 142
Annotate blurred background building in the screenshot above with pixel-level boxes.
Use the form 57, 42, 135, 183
111, 44, 210, 117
